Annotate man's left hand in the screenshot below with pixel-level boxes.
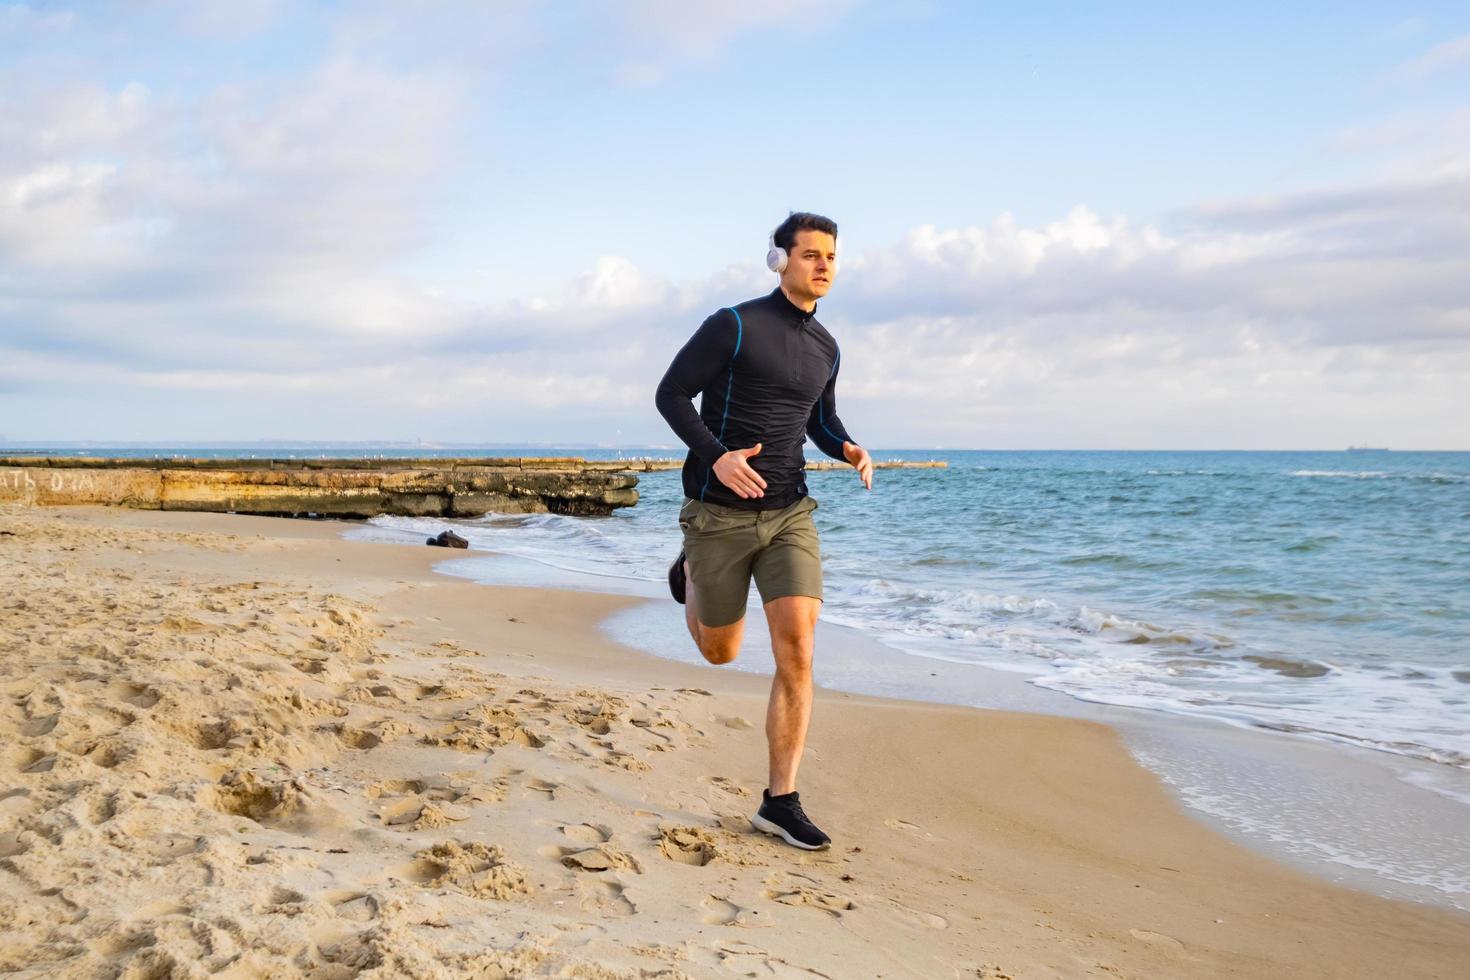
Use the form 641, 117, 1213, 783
842, 442, 873, 491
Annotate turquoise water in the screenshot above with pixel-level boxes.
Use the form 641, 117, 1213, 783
811, 450, 1470, 769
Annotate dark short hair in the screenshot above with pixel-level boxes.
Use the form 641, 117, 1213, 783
772, 212, 838, 253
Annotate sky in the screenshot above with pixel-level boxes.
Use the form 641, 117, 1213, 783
2, 1, 1468, 450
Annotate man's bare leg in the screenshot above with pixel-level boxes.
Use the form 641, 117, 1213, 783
762, 595, 820, 795
684, 558, 744, 665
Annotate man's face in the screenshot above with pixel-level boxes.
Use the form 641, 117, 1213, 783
780, 229, 837, 299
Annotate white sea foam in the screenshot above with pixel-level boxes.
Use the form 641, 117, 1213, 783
1290, 469, 1470, 482
1401, 769, 1470, 808
1130, 744, 1470, 909
1290, 469, 1392, 478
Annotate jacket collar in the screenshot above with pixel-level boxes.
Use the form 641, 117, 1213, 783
768, 286, 817, 324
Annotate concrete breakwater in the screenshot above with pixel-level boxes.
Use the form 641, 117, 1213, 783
599, 458, 948, 472
0, 456, 638, 518
0, 455, 946, 518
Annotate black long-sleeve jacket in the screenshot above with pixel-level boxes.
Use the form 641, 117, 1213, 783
655, 286, 856, 510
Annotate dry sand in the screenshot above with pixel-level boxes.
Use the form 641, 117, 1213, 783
1, 504, 1467, 979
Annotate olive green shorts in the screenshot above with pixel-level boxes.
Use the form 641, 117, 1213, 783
678, 495, 823, 628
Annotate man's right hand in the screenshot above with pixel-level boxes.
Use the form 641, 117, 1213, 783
713, 444, 766, 499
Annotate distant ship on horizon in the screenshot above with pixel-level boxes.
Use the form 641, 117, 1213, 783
1346, 445, 1390, 452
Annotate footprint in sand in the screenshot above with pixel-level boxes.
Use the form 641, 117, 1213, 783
883, 817, 943, 841
890, 897, 948, 929
370, 774, 500, 808
333, 725, 383, 750
524, 777, 559, 800
415, 683, 473, 701
705, 775, 752, 797
559, 846, 643, 874
700, 895, 748, 925
323, 890, 379, 922
542, 825, 639, 874
659, 826, 718, 866
378, 798, 470, 830
341, 682, 404, 704
973, 966, 1016, 980
80, 787, 121, 824
579, 878, 636, 917
590, 740, 649, 772
762, 872, 855, 917
21, 713, 58, 737
117, 683, 162, 709
666, 789, 716, 818
366, 778, 427, 798
14, 748, 55, 773
407, 840, 531, 900
714, 940, 829, 977
560, 822, 613, 845
1129, 928, 1185, 951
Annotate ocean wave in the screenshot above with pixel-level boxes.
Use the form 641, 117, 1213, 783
1283, 536, 1338, 553
1185, 587, 1334, 607
846, 580, 1234, 653
1143, 469, 1235, 477
1033, 659, 1470, 771
837, 577, 1466, 771
1289, 470, 1470, 483
1073, 607, 1235, 650
1291, 470, 1391, 478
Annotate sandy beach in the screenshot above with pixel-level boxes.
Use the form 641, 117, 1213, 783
2, 504, 1467, 979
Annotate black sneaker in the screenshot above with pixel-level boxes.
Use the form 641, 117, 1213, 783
751, 789, 831, 850
668, 549, 687, 604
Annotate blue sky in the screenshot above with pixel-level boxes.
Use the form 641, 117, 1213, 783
2, 1, 1468, 448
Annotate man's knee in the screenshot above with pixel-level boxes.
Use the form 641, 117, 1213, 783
694, 619, 743, 665
770, 619, 814, 654
698, 638, 740, 665
767, 602, 816, 677
772, 632, 813, 678
774, 650, 813, 681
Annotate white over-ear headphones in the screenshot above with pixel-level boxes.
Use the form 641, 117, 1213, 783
767, 233, 839, 276
766, 236, 787, 274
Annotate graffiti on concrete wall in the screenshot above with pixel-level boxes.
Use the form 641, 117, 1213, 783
0, 469, 99, 493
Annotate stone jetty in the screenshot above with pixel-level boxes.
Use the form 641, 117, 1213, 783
0, 456, 639, 518
0, 455, 947, 519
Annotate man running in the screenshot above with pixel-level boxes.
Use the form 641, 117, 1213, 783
654, 211, 873, 850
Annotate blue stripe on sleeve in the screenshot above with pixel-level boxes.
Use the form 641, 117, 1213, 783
700, 308, 743, 501
818, 344, 843, 447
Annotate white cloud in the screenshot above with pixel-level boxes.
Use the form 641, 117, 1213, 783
0, 57, 467, 345
569, 256, 671, 309
6, 159, 1469, 447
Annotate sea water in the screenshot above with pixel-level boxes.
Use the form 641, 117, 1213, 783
342, 451, 1469, 768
